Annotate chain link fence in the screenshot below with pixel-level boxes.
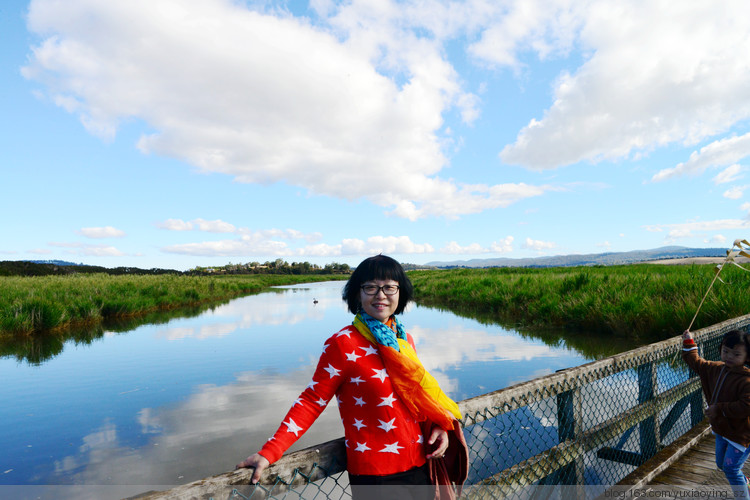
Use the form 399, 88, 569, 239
141, 314, 750, 500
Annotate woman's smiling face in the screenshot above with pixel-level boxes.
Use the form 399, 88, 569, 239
359, 279, 399, 323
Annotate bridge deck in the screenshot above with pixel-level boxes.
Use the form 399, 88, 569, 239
643, 432, 750, 495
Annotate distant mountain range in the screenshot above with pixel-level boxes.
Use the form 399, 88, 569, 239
30, 260, 84, 266
425, 246, 729, 268
1, 247, 733, 276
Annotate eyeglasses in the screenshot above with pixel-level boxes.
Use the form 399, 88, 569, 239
360, 284, 400, 296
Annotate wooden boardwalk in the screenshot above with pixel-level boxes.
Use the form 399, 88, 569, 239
618, 421, 750, 496
647, 433, 750, 495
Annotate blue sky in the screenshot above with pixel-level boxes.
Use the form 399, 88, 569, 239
2, 0, 750, 271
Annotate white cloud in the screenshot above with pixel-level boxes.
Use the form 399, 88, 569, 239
643, 219, 750, 240
161, 234, 434, 258
340, 236, 434, 255
156, 219, 194, 231
156, 219, 323, 244
156, 218, 235, 233
192, 219, 235, 233
714, 164, 745, 185
490, 236, 514, 253
76, 226, 125, 238
24, 0, 750, 223
522, 237, 556, 251
652, 134, 750, 182
49, 242, 126, 257
723, 186, 747, 200
705, 235, 727, 245
441, 241, 488, 254
500, 1, 750, 171
22, 0, 549, 220
467, 0, 587, 70
161, 238, 292, 258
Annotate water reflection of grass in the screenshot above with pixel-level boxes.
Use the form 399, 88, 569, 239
0, 274, 346, 337
0, 302, 231, 364
409, 264, 750, 345
417, 300, 632, 358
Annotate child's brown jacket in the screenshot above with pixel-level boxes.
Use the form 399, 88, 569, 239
683, 338, 750, 446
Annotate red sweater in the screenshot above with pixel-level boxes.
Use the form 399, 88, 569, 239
259, 325, 428, 476
683, 338, 750, 446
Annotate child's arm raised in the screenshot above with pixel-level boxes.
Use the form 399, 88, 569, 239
681, 330, 703, 370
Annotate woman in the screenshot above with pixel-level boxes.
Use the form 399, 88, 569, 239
237, 255, 467, 499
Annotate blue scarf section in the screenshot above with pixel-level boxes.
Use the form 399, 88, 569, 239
355, 312, 407, 351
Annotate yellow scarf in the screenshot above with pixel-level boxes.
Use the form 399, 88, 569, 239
352, 317, 462, 427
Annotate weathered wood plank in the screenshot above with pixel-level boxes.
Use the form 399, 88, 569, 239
608, 420, 711, 489
645, 432, 750, 496
132, 438, 347, 499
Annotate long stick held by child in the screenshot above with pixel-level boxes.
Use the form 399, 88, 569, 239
686, 239, 750, 332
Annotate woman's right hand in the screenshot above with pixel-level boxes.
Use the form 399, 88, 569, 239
236, 453, 270, 484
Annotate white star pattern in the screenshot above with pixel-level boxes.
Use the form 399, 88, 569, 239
360, 345, 378, 356
262, 327, 431, 472
345, 350, 361, 362
377, 418, 397, 432
378, 393, 396, 407
284, 418, 304, 436
323, 364, 341, 378
379, 442, 403, 454
371, 368, 388, 382
355, 442, 371, 452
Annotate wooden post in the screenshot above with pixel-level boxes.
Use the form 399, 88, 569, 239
556, 387, 584, 485
638, 362, 659, 459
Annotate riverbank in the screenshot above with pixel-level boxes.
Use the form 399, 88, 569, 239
0, 273, 347, 336
408, 263, 750, 343
5, 262, 748, 343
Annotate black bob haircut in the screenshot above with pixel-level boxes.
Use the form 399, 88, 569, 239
721, 329, 750, 361
342, 255, 414, 315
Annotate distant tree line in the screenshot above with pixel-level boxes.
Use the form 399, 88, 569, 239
188, 259, 351, 275
0, 259, 431, 278
0, 261, 179, 277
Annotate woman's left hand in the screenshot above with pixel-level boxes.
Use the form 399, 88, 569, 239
426, 426, 449, 460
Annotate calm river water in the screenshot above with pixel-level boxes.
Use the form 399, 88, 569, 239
1, 281, 608, 498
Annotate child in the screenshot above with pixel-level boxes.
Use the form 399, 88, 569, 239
683, 328, 750, 499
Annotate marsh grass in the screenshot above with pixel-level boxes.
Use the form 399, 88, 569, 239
0, 273, 346, 336
408, 264, 750, 343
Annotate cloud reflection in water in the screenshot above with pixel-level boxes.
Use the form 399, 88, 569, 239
32, 282, 588, 491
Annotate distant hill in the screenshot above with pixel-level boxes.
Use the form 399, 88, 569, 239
29, 260, 84, 266
425, 246, 728, 268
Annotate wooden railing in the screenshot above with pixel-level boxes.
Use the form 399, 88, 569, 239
135, 314, 750, 499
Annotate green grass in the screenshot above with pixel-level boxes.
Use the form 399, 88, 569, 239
4, 263, 748, 351
408, 263, 750, 343
0, 273, 347, 336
